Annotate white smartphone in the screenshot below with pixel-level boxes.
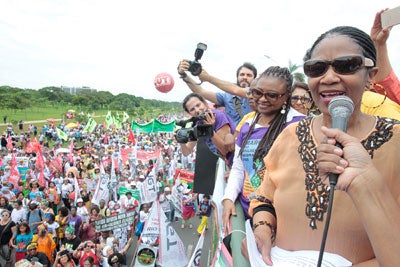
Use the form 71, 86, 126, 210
381, 6, 400, 28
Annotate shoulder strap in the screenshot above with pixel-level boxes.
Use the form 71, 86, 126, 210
232, 96, 244, 119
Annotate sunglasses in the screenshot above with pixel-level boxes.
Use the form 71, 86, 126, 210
28, 248, 37, 251
290, 96, 312, 104
251, 88, 286, 102
303, 55, 374, 78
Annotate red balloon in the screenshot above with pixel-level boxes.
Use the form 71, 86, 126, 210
154, 72, 174, 93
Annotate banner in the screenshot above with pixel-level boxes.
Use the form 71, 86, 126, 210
95, 210, 136, 232
137, 149, 160, 162
174, 169, 194, 188
131, 119, 175, 133
140, 200, 160, 245
92, 164, 110, 206
158, 202, 187, 267
117, 187, 140, 200
187, 229, 205, 267
139, 168, 158, 204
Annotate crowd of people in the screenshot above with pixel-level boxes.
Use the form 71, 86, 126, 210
0, 112, 211, 267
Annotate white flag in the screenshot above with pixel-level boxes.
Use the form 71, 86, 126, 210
187, 229, 205, 267
158, 202, 187, 267
141, 200, 160, 245
139, 168, 158, 204
92, 163, 110, 206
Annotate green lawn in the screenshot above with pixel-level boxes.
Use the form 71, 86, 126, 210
0, 106, 107, 134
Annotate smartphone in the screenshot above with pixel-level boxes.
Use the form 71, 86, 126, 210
381, 6, 400, 28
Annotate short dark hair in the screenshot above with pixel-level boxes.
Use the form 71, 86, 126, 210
236, 62, 257, 79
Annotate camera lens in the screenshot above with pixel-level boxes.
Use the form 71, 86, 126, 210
189, 62, 202, 76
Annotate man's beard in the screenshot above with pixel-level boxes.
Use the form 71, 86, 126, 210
237, 80, 250, 88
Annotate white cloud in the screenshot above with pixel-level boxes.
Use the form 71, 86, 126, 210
0, 0, 399, 103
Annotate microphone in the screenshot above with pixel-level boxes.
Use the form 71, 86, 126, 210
317, 95, 354, 267
327, 95, 354, 186
328, 95, 354, 132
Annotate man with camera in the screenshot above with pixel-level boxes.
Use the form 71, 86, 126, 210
178, 49, 255, 126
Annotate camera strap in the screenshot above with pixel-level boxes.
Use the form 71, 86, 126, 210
233, 96, 244, 119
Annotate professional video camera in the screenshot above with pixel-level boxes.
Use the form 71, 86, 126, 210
187, 42, 208, 76
175, 113, 214, 143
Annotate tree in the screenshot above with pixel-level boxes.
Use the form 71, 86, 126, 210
288, 60, 305, 83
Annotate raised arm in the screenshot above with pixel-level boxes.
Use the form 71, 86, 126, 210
370, 9, 392, 82
178, 60, 218, 104
199, 69, 248, 98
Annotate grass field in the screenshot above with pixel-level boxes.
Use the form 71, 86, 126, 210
0, 106, 107, 134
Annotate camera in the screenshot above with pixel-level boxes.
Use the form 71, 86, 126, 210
175, 113, 214, 143
187, 42, 207, 76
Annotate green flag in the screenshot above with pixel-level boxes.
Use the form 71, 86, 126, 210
122, 111, 130, 123
83, 117, 97, 133
56, 128, 69, 141
114, 114, 122, 129
105, 111, 114, 129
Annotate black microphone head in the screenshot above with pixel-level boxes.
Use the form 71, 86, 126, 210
328, 95, 354, 118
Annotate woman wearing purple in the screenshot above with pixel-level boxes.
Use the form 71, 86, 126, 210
222, 66, 305, 235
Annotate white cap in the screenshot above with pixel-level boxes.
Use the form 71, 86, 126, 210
77, 198, 83, 203
164, 187, 171, 192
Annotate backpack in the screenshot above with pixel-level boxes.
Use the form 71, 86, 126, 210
27, 209, 43, 222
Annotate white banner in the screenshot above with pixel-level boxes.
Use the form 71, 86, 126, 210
187, 229, 205, 267
158, 202, 187, 267
139, 168, 158, 204
92, 163, 110, 206
141, 200, 160, 245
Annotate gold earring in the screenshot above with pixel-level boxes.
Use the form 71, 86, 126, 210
280, 103, 287, 114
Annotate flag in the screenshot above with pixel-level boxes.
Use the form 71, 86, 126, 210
140, 200, 160, 245
83, 116, 97, 133
56, 128, 69, 141
68, 140, 74, 162
92, 163, 110, 206
114, 114, 122, 129
127, 129, 136, 145
8, 152, 21, 190
122, 111, 130, 123
105, 111, 114, 129
187, 229, 206, 267
35, 150, 46, 187
158, 202, 188, 266
138, 168, 158, 204
6, 134, 12, 150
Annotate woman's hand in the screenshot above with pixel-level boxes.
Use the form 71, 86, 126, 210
317, 126, 377, 191
241, 226, 274, 265
222, 199, 236, 236
370, 9, 391, 46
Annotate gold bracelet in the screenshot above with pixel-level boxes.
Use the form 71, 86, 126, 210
252, 220, 276, 242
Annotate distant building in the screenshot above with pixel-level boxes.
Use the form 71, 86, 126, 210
61, 86, 97, 95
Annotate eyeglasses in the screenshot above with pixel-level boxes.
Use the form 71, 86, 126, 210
303, 55, 374, 78
290, 96, 312, 104
251, 88, 286, 102
28, 248, 37, 251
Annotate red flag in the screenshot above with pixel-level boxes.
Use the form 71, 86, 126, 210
9, 152, 21, 190
103, 132, 109, 144
68, 140, 74, 162
35, 150, 46, 187
128, 129, 136, 145
6, 134, 13, 150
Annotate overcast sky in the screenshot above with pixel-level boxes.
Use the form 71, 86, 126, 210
0, 0, 399, 103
